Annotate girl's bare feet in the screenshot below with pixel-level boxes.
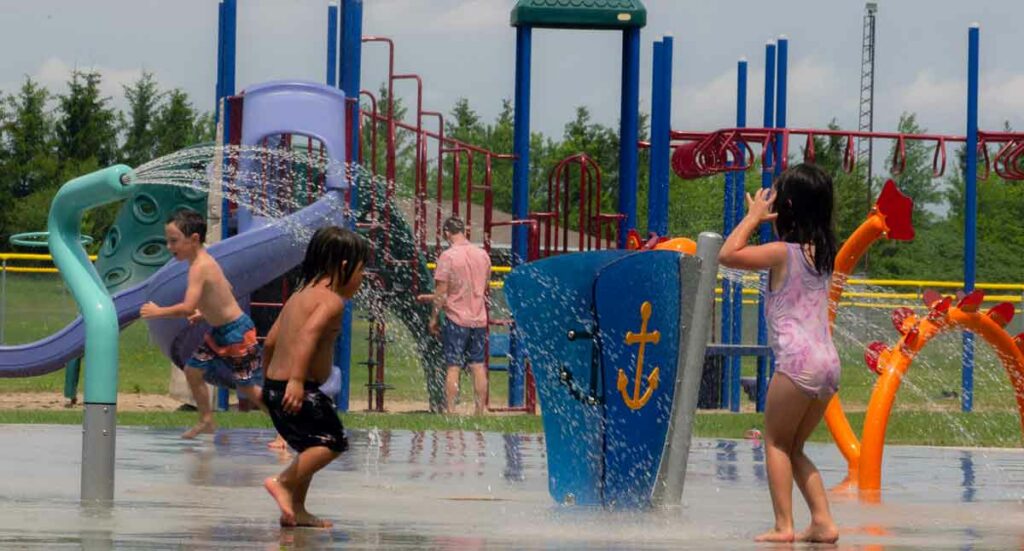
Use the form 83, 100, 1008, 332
754, 528, 795, 543
268, 435, 288, 450
798, 522, 839, 544
264, 477, 295, 526
181, 420, 216, 439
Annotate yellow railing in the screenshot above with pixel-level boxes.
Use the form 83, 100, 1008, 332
7, 254, 1021, 310
0, 253, 98, 274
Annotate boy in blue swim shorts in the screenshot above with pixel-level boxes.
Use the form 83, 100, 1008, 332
141, 209, 264, 439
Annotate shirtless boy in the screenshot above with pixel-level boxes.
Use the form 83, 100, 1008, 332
141, 209, 263, 438
262, 226, 370, 528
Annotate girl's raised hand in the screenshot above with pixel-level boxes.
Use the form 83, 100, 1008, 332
745, 188, 778, 223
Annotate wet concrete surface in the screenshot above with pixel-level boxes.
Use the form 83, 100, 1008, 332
1, 424, 1024, 549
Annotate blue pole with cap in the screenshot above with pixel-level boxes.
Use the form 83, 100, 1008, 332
962, 23, 979, 413
755, 41, 776, 413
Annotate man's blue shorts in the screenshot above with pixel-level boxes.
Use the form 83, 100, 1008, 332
442, 319, 486, 368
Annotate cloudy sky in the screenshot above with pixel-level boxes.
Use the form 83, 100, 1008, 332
2, 0, 1023, 144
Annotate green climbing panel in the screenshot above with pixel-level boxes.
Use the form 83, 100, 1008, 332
95, 184, 208, 293
354, 178, 447, 412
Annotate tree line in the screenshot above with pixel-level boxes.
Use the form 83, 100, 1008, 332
3, 72, 1021, 283
0, 72, 213, 248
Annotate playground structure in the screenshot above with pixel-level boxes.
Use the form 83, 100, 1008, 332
3, 0, 1024, 507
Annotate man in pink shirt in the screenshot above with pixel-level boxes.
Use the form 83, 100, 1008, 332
429, 217, 492, 415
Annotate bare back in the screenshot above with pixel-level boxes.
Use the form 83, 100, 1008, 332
265, 285, 344, 384
192, 250, 244, 327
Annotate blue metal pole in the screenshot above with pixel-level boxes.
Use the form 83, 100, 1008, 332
618, 28, 641, 247
963, 23, 980, 413
223, 0, 236, 101
215, 1, 225, 111
660, 35, 673, 234
648, 40, 666, 236
730, 58, 748, 413
773, 36, 788, 178
722, 169, 733, 408
217, 0, 237, 411
326, 4, 338, 87
756, 42, 776, 413
509, 25, 533, 407
335, 0, 363, 412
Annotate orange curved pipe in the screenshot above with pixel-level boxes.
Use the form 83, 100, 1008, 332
825, 180, 914, 477
858, 305, 1024, 491
823, 212, 888, 470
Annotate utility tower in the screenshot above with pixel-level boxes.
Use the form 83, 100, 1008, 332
858, 2, 878, 203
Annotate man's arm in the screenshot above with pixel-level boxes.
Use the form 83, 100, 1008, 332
140, 264, 205, 319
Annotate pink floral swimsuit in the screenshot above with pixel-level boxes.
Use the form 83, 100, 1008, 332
766, 242, 841, 400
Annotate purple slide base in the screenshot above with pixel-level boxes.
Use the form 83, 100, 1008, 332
0, 192, 345, 378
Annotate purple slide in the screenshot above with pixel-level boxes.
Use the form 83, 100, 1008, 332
0, 192, 346, 378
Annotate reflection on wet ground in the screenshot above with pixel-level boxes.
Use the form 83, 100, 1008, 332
1, 424, 1023, 549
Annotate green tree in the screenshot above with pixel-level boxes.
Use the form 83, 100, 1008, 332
56, 71, 119, 166
2, 77, 57, 197
887, 112, 941, 224
151, 89, 210, 157
120, 71, 162, 166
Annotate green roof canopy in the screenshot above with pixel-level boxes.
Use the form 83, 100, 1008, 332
511, 0, 646, 30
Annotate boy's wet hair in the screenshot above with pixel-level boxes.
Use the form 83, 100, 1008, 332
299, 226, 371, 290
167, 208, 206, 243
772, 163, 837, 275
442, 216, 465, 236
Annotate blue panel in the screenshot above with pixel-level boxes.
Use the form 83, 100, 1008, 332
595, 251, 681, 508
505, 250, 630, 505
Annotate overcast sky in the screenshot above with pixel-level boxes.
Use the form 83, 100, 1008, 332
3, 0, 1023, 144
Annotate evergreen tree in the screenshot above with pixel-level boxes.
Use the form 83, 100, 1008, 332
121, 71, 162, 166
151, 89, 206, 156
56, 71, 119, 166
3, 77, 56, 197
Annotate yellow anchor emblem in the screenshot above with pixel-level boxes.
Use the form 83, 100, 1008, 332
617, 301, 660, 410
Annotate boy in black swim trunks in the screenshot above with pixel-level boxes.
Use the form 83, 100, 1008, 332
262, 226, 370, 528
141, 209, 264, 439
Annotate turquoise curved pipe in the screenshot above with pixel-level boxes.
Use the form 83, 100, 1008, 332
47, 165, 134, 405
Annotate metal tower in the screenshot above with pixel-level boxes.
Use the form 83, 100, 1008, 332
858, 2, 878, 201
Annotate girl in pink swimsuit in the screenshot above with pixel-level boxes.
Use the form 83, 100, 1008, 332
718, 163, 840, 545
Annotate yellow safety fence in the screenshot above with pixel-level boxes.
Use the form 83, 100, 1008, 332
0, 253, 98, 274
7, 255, 1023, 312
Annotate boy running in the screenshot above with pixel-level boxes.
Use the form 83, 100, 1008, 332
141, 208, 263, 438
262, 226, 370, 528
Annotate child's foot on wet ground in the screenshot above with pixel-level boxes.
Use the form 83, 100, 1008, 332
754, 528, 795, 543
264, 477, 295, 526
268, 435, 288, 450
290, 510, 333, 528
181, 420, 216, 439
798, 522, 839, 544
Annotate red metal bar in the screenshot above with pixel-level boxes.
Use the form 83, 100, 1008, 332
669, 126, 1024, 180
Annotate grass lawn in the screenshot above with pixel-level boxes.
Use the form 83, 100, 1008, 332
0, 272, 509, 404
3, 273, 1024, 447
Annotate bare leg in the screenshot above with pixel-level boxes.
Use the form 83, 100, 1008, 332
265, 446, 339, 527
181, 367, 216, 439
468, 363, 488, 415
237, 384, 265, 411
445, 366, 461, 414
755, 373, 811, 543
792, 397, 839, 544
235, 385, 286, 449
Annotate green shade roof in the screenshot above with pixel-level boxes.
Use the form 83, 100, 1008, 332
511, 0, 646, 30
